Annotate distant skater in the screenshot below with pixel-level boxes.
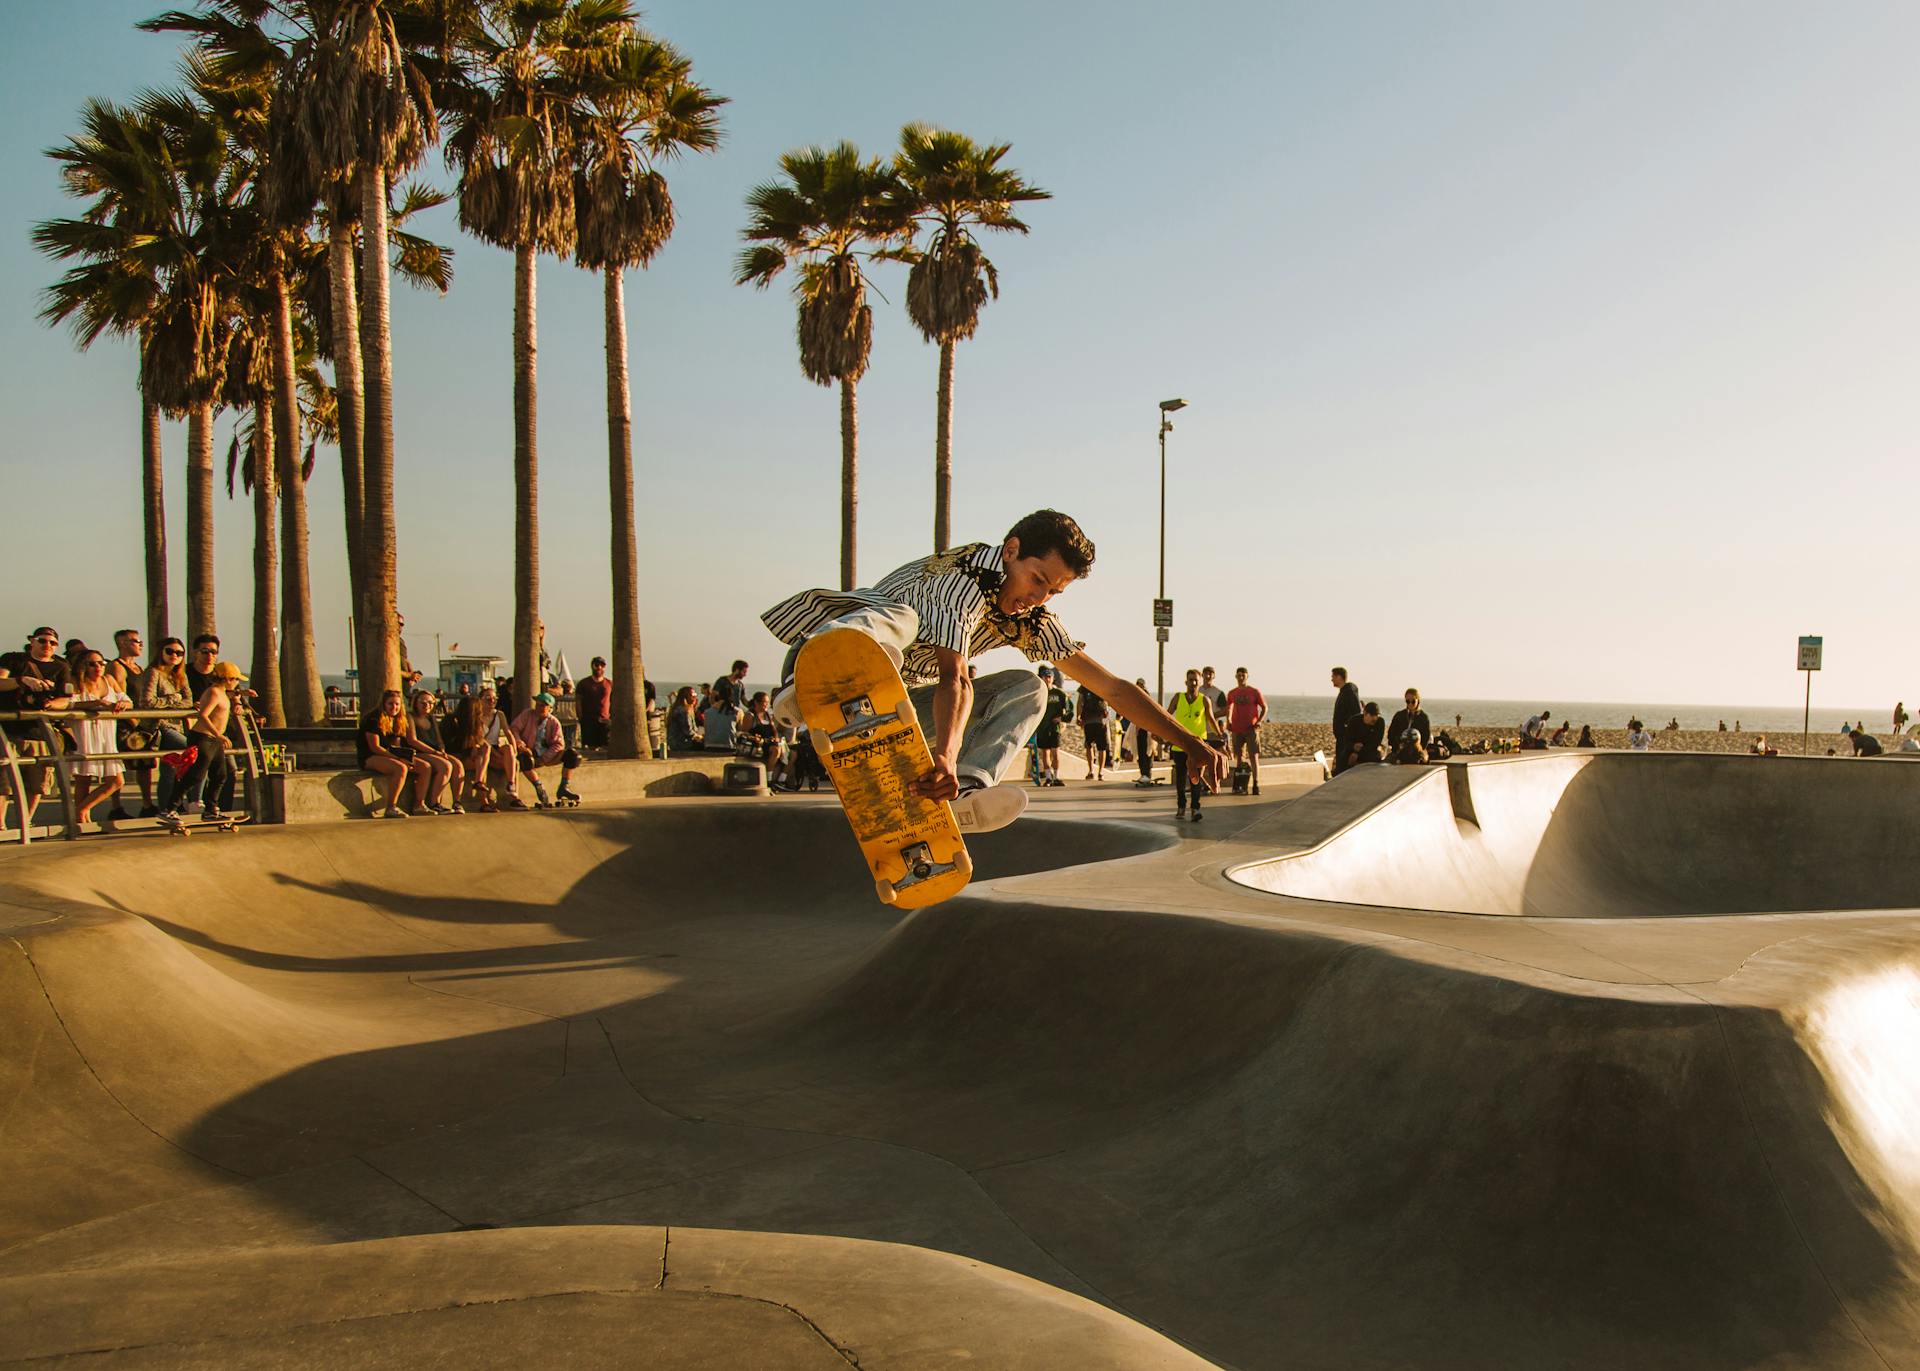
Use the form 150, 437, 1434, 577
1895, 701, 1909, 736
1225, 666, 1267, 795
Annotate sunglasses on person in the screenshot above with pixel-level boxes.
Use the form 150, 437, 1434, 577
163, 648, 184, 659
195, 646, 218, 656
32, 635, 57, 645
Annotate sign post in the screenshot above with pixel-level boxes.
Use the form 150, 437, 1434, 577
1797, 635, 1823, 755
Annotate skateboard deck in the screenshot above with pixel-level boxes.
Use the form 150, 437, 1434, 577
793, 629, 972, 908
160, 813, 249, 836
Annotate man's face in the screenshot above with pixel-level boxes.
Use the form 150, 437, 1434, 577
997, 541, 1079, 616
733, 665, 747, 680
1331, 671, 1344, 688
1184, 671, 1200, 692
194, 642, 219, 669
592, 663, 606, 678
1404, 693, 1417, 709
28, 631, 57, 660
1202, 669, 1215, 684
1235, 670, 1248, 685
116, 632, 141, 656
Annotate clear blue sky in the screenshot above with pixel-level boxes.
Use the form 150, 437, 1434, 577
4, 1, 1915, 709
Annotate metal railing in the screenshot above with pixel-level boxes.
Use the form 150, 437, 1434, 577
0, 706, 267, 846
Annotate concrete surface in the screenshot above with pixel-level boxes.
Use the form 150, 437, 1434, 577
4, 755, 1920, 1368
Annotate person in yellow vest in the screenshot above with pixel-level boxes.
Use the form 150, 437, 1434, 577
1169, 667, 1222, 822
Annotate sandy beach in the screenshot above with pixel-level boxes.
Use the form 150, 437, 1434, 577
1071, 722, 1900, 760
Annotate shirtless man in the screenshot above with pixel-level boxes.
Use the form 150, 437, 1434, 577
764, 509, 1229, 831
159, 660, 245, 827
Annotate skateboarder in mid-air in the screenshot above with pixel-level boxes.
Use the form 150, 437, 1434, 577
766, 509, 1230, 832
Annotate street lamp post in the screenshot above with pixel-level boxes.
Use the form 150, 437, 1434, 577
1156, 397, 1187, 707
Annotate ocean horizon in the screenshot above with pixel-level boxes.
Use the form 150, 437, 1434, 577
322, 672, 1898, 737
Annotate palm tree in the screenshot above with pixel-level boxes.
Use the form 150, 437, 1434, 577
218, 305, 285, 728
447, 0, 631, 708
277, 0, 440, 703
34, 100, 175, 649
892, 124, 1049, 553
573, 34, 724, 758
42, 85, 237, 647
737, 143, 911, 589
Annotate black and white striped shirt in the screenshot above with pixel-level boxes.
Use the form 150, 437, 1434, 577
762, 542, 1082, 685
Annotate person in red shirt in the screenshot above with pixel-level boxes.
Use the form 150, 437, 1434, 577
1224, 666, 1268, 796
575, 657, 612, 751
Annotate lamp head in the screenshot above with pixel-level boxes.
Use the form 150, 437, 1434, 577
1159, 398, 1187, 413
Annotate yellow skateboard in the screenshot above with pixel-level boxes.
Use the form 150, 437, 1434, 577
794, 628, 973, 908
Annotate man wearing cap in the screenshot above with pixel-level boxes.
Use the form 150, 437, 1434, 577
510, 691, 584, 806
159, 661, 246, 827
575, 658, 612, 751
762, 508, 1229, 833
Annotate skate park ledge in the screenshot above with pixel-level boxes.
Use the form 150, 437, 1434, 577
271, 755, 735, 822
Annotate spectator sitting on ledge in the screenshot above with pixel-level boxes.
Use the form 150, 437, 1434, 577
510, 691, 583, 806
408, 689, 465, 813
665, 686, 703, 756
356, 687, 436, 819
702, 691, 742, 753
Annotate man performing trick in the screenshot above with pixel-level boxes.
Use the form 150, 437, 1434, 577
766, 509, 1229, 833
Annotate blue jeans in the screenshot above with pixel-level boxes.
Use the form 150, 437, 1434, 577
781, 603, 1048, 788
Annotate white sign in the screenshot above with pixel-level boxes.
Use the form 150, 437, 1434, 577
1798, 636, 1823, 672
1154, 626, 1170, 643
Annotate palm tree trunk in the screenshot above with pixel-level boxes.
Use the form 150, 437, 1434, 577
272, 267, 323, 727
840, 377, 858, 590
513, 243, 540, 711
933, 338, 954, 554
141, 384, 169, 645
358, 165, 401, 703
250, 408, 286, 729
329, 229, 371, 684
603, 267, 649, 759
186, 403, 216, 643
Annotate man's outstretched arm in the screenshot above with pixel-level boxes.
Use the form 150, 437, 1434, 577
1057, 651, 1228, 789
908, 646, 973, 801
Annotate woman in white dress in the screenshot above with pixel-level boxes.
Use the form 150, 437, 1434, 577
69, 650, 132, 825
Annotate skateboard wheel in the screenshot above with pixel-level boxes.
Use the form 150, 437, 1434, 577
894, 699, 914, 727
810, 727, 834, 757
875, 877, 898, 906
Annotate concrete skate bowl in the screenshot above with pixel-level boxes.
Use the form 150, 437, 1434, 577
0, 804, 1206, 1369
1229, 751, 1920, 918
7, 793, 1920, 1369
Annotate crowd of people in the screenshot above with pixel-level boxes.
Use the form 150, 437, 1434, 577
0, 625, 251, 830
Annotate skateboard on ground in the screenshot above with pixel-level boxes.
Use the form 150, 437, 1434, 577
159, 812, 249, 837
793, 628, 972, 908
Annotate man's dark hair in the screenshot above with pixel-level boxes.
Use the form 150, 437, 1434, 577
1331, 667, 1348, 680
193, 633, 220, 650
731, 660, 747, 673
591, 656, 607, 668
1363, 701, 1379, 717
1006, 509, 1094, 577
28, 626, 55, 643
115, 628, 139, 643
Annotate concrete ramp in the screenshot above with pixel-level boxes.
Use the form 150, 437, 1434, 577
1230, 752, 1920, 916
6, 779, 1920, 1368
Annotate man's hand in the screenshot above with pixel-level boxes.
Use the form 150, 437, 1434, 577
910, 755, 962, 802
1187, 740, 1231, 791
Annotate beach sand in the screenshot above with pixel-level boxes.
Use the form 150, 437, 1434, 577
1071, 723, 1896, 760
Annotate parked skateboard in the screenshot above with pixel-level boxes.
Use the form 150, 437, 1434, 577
159, 812, 249, 837
793, 628, 972, 908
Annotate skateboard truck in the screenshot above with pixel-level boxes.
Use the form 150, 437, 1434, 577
813, 697, 917, 753
876, 841, 962, 905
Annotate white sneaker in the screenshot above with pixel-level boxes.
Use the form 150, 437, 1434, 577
949, 784, 1027, 834
774, 636, 907, 730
